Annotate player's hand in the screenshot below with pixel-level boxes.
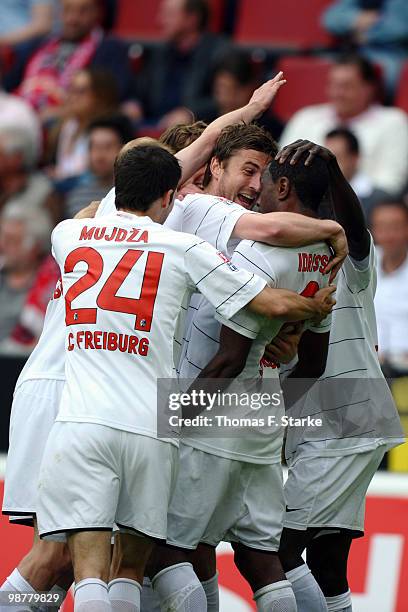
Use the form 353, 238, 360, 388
248, 72, 287, 118
176, 183, 204, 201
311, 285, 336, 323
263, 322, 304, 364
74, 201, 100, 219
276, 139, 336, 167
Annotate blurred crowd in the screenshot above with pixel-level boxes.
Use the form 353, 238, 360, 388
0, 0, 407, 375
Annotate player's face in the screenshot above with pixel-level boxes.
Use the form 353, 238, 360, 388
214, 149, 271, 209
327, 65, 374, 119
89, 128, 122, 180
371, 205, 408, 257
259, 171, 281, 213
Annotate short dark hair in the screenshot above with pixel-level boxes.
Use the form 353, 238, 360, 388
160, 121, 207, 153
334, 53, 379, 86
215, 49, 256, 86
185, 0, 210, 31
326, 127, 360, 155
114, 145, 181, 211
88, 114, 135, 145
204, 123, 277, 187
268, 151, 330, 213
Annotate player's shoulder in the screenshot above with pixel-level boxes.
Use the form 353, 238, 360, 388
182, 192, 243, 211
51, 217, 82, 240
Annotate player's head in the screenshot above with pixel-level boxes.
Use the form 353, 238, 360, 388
160, 121, 208, 195
114, 145, 181, 222
203, 123, 277, 209
160, 121, 207, 153
260, 151, 330, 216
370, 200, 408, 259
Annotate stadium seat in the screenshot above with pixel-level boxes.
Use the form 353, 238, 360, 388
234, 0, 333, 50
395, 62, 408, 115
113, 0, 225, 41
272, 56, 333, 122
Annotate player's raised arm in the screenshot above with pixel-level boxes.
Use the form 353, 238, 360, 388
276, 139, 369, 261
175, 73, 286, 185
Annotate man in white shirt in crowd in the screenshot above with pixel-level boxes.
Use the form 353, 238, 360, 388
371, 199, 408, 374
280, 54, 408, 195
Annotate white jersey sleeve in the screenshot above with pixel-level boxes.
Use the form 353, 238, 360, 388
184, 240, 266, 321
339, 232, 376, 295
167, 194, 254, 257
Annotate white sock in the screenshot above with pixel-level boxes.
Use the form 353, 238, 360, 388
286, 564, 328, 612
74, 578, 111, 612
325, 590, 352, 611
140, 577, 161, 612
152, 563, 207, 612
0, 569, 36, 612
108, 578, 141, 612
201, 572, 219, 612
253, 580, 297, 612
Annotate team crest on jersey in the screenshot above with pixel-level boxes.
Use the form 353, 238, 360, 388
216, 251, 237, 271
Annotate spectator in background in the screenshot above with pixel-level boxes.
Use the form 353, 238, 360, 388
135, 0, 229, 128
280, 54, 408, 194
322, 0, 408, 95
0, 127, 53, 215
0, 204, 53, 350
0, 70, 41, 156
49, 67, 119, 181
325, 127, 387, 216
13, 0, 132, 119
65, 113, 134, 217
371, 200, 408, 374
206, 48, 283, 138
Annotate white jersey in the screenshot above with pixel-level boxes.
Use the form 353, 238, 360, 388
180, 240, 331, 463
15, 190, 251, 389
52, 211, 265, 441
284, 235, 404, 460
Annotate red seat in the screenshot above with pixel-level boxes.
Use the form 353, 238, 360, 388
114, 0, 225, 41
273, 57, 332, 122
234, 0, 333, 50
395, 62, 408, 114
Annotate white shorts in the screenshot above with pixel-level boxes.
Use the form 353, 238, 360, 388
2, 379, 65, 524
284, 446, 385, 535
167, 444, 285, 552
37, 422, 178, 542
